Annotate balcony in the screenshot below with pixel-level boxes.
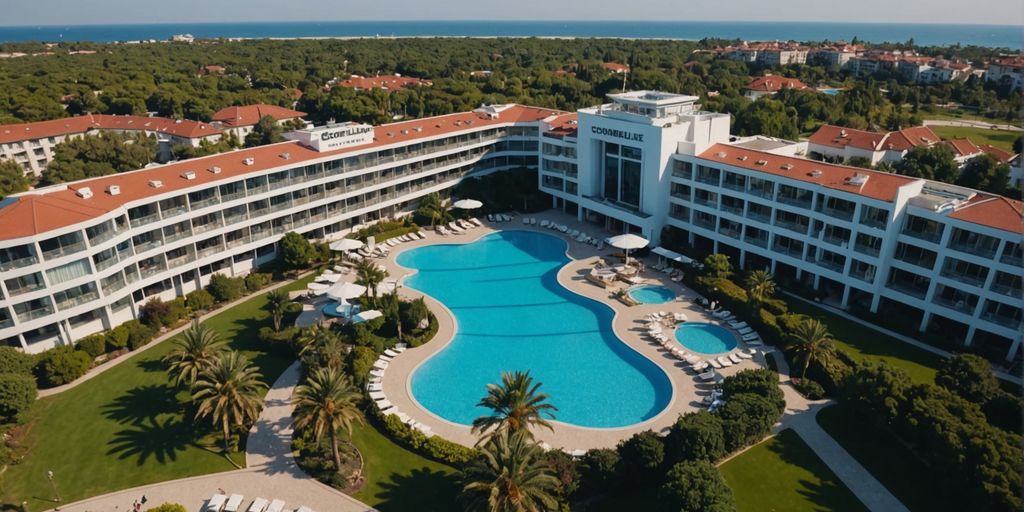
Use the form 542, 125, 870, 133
932, 294, 977, 314
980, 311, 1021, 330
87, 228, 117, 246
16, 306, 54, 323
940, 270, 987, 288
163, 229, 193, 244
56, 290, 100, 310
774, 218, 809, 235
817, 258, 845, 273
226, 235, 252, 248
820, 206, 855, 222
772, 242, 804, 259
192, 220, 223, 235
721, 204, 744, 216
999, 252, 1022, 267
223, 212, 248, 225
886, 280, 928, 300
901, 229, 942, 244
189, 197, 219, 211
0, 255, 39, 272
777, 195, 812, 209
718, 226, 742, 240
948, 242, 997, 260
93, 255, 119, 272
744, 234, 769, 248
693, 216, 716, 231
991, 282, 1022, 299
129, 213, 160, 228
722, 180, 745, 193
219, 190, 245, 203
139, 262, 167, 279
746, 210, 771, 224
822, 233, 849, 248
41, 242, 86, 261
166, 253, 195, 268
694, 196, 717, 208
132, 240, 162, 255
854, 242, 881, 258
160, 205, 189, 218
849, 266, 875, 283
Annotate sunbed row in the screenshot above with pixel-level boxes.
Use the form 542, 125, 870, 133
488, 213, 515, 222
649, 262, 685, 282
437, 218, 483, 236
538, 220, 605, 248
644, 324, 755, 373
204, 493, 316, 512
365, 344, 434, 436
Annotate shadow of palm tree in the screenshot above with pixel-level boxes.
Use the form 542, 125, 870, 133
101, 384, 182, 425
135, 357, 168, 373
106, 416, 198, 466
372, 466, 461, 512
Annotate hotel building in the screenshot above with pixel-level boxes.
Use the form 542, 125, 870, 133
0, 92, 1020, 363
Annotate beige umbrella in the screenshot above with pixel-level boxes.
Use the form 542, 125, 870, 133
325, 281, 366, 301
605, 233, 649, 264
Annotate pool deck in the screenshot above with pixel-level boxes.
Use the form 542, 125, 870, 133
377, 210, 767, 450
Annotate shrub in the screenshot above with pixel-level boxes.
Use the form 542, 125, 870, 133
660, 460, 736, 512
185, 289, 215, 312
208, 273, 246, 302
123, 320, 156, 351
615, 430, 664, 484
346, 346, 378, 386
139, 297, 172, 328
761, 297, 788, 316
244, 272, 272, 292
406, 315, 439, 348
722, 369, 784, 415
147, 504, 187, 512
544, 449, 579, 499
0, 373, 37, 423
257, 326, 300, 355
665, 410, 726, 464
755, 308, 784, 345
75, 333, 107, 358
935, 353, 1000, 403
578, 448, 620, 497
105, 325, 130, 352
377, 411, 478, 465
423, 435, 477, 465
703, 254, 733, 279
279, 231, 316, 270
718, 393, 780, 452
792, 378, 825, 400
0, 346, 36, 375
35, 346, 92, 387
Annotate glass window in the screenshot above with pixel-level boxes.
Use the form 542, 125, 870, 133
4, 272, 46, 296
45, 258, 92, 285
39, 231, 86, 260
0, 244, 38, 271
620, 159, 641, 207
13, 297, 54, 323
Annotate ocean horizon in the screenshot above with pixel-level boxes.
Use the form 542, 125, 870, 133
0, 20, 1020, 49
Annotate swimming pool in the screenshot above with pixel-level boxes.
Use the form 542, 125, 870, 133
322, 302, 354, 318
675, 323, 737, 354
820, 88, 842, 96
628, 285, 677, 304
397, 230, 672, 428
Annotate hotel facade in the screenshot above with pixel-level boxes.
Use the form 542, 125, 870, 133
0, 92, 1020, 362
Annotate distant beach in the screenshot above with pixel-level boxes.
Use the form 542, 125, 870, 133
0, 20, 1020, 48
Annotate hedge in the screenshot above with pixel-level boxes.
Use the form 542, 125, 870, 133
75, 333, 107, 358
376, 411, 479, 465
35, 347, 92, 388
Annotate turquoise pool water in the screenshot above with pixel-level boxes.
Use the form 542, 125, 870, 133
675, 323, 737, 354
397, 230, 672, 428
820, 88, 842, 95
322, 302, 354, 318
629, 285, 676, 304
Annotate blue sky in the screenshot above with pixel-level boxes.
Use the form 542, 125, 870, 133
2, 0, 1021, 26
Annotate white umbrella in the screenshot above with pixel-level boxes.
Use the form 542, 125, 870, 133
307, 282, 331, 293
330, 238, 365, 252
453, 199, 483, 210
353, 310, 383, 323
315, 273, 340, 283
325, 281, 366, 301
605, 233, 649, 264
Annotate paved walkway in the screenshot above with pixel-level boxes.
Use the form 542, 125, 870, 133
765, 352, 910, 512
923, 119, 1023, 132
49, 362, 375, 512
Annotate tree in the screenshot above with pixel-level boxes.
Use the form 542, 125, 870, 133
665, 410, 726, 464
0, 160, 30, 198
380, 290, 403, 341
722, 369, 784, 412
744, 270, 776, 307
266, 289, 290, 331
163, 319, 227, 387
785, 319, 834, 379
840, 361, 912, 427
401, 297, 430, 331
192, 351, 265, 453
703, 254, 732, 279
955, 154, 1010, 195
577, 448, 619, 497
297, 324, 346, 371
894, 145, 959, 182
459, 429, 561, 512
718, 393, 779, 451
0, 373, 37, 423
472, 371, 558, 439
660, 461, 736, 512
615, 430, 665, 483
41, 132, 157, 185
935, 353, 1000, 403
279, 231, 315, 270
292, 367, 363, 476
244, 115, 285, 147
207, 274, 246, 303
354, 259, 388, 301
734, 98, 799, 140
35, 346, 92, 387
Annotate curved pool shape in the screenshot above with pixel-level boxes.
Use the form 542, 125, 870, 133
322, 302, 354, 318
397, 230, 672, 428
628, 285, 677, 304
674, 323, 737, 354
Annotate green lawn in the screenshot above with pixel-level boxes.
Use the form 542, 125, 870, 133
924, 110, 1008, 124
817, 405, 945, 512
349, 421, 459, 511
785, 298, 944, 384
1, 277, 311, 509
929, 125, 1019, 152
720, 429, 867, 512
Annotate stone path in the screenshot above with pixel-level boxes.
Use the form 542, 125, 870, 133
48, 362, 374, 512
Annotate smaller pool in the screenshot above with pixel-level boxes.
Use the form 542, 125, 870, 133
322, 302, 355, 318
629, 285, 677, 304
675, 323, 737, 354
820, 88, 843, 96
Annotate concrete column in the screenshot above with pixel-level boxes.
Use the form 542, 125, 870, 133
739, 250, 746, 269
964, 325, 977, 347
869, 292, 882, 313
1005, 336, 1021, 362
841, 285, 852, 308
918, 311, 931, 332
813, 273, 821, 289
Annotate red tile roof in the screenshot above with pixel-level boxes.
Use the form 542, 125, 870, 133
211, 104, 306, 128
807, 124, 886, 151
979, 144, 1017, 163
941, 138, 982, 158
744, 76, 809, 93
698, 143, 918, 202
602, 62, 631, 73
949, 196, 1024, 234
334, 74, 431, 92
0, 105, 563, 242
883, 126, 941, 151
0, 114, 221, 145
543, 113, 579, 137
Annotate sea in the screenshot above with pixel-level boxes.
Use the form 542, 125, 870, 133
0, 21, 1020, 49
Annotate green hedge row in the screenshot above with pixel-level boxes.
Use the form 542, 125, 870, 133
374, 410, 479, 466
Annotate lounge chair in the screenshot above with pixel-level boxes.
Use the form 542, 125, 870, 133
204, 495, 228, 512
746, 339, 764, 346
530, 218, 537, 225
741, 332, 760, 341
698, 369, 717, 381
523, 217, 530, 224
737, 327, 754, 335
729, 353, 743, 364
711, 309, 731, 319
692, 361, 710, 372
540, 219, 550, 227
380, 405, 397, 415
369, 369, 385, 378
684, 354, 703, 365
225, 494, 244, 512
597, 241, 604, 250
366, 383, 383, 392
729, 321, 748, 329
368, 390, 386, 400
384, 348, 400, 358
295, 507, 316, 512
736, 351, 754, 359
247, 498, 269, 512
266, 500, 285, 512
709, 358, 723, 369
717, 356, 733, 367
487, 214, 495, 222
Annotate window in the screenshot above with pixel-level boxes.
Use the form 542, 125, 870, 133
46, 258, 92, 285
13, 297, 54, 323
39, 231, 86, 260
901, 215, 944, 243
158, 195, 189, 218
854, 233, 882, 257
5, 272, 46, 296
672, 160, 693, 180
948, 228, 999, 258
894, 243, 937, 269
85, 220, 117, 245
817, 196, 855, 221
932, 284, 979, 313
722, 171, 747, 191
774, 210, 810, 234
0, 244, 38, 271
541, 175, 564, 191
860, 205, 889, 229
849, 260, 877, 283
776, 184, 812, 208
886, 267, 930, 299
601, 142, 643, 208
52, 282, 99, 310
127, 203, 159, 227
940, 257, 989, 287
747, 177, 774, 199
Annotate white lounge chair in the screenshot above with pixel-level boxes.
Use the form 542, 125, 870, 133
295, 507, 316, 512
729, 321, 748, 329
266, 500, 285, 512
530, 218, 537, 225
709, 358, 723, 369
540, 220, 550, 227
729, 353, 743, 364
692, 361, 710, 372
698, 369, 717, 381
736, 350, 754, 359
204, 495, 228, 512
225, 494, 244, 512
373, 360, 389, 370
737, 327, 754, 335
368, 390, 386, 400
712, 309, 732, 319
717, 356, 733, 367
684, 354, 703, 365
248, 498, 269, 512
366, 383, 383, 392
742, 332, 760, 341
380, 405, 397, 415
369, 369, 385, 378
384, 348, 400, 358
469, 218, 483, 226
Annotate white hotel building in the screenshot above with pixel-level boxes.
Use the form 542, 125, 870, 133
0, 92, 1020, 362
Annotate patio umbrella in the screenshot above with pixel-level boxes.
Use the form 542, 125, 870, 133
325, 281, 366, 301
453, 199, 483, 210
315, 273, 340, 283
329, 238, 364, 252
307, 282, 331, 293
353, 310, 383, 323
605, 233, 649, 264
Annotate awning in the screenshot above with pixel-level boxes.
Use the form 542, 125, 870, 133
353, 310, 383, 323
652, 246, 694, 265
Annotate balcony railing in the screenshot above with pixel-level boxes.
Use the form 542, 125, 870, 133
129, 213, 160, 228
999, 253, 1022, 267
820, 206, 855, 222
980, 312, 1021, 330
747, 187, 774, 200
160, 205, 189, 218
722, 181, 745, 192
721, 204, 744, 216
163, 229, 193, 244
991, 282, 1022, 299
56, 291, 99, 310
948, 242, 997, 259
774, 219, 808, 235
932, 295, 976, 314
744, 235, 769, 248
772, 243, 804, 259
854, 242, 881, 258
849, 267, 875, 283
0, 255, 39, 272
777, 196, 812, 209
718, 227, 742, 240
901, 229, 942, 244
139, 264, 167, 279
886, 281, 928, 299
41, 242, 86, 261
17, 307, 53, 323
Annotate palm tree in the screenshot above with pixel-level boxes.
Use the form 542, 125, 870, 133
163, 319, 227, 387
297, 324, 346, 370
381, 290, 403, 341
786, 319, 834, 379
292, 367, 364, 476
745, 270, 776, 306
192, 351, 266, 453
472, 371, 557, 439
429, 202, 454, 228
459, 429, 560, 512
354, 259, 388, 301
266, 289, 290, 331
